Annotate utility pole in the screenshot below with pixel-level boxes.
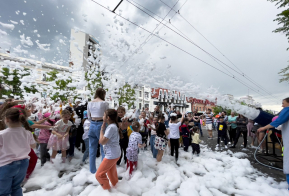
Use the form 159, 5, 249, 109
112, 0, 123, 13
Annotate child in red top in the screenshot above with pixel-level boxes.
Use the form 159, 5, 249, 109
180, 118, 191, 152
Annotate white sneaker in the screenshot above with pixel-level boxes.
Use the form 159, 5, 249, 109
228, 142, 231, 145
216, 144, 220, 147
225, 145, 228, 149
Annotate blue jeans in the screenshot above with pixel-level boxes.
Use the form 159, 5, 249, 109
88, 121, 105, 174
194, 122, 203, 136
0, 159, 29, 196
82, 138, 89, 162
150, 135, 158, 158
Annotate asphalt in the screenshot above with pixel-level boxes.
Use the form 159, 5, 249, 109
200, 127, 285, 183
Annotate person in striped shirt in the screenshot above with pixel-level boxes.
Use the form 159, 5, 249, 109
203, 109, 214, 139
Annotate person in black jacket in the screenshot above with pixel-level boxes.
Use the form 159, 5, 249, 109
230, 115, 248, 148
180, 118, 190, 152
216, 117, 228, 149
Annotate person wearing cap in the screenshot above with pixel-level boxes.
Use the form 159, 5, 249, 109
82, 110, 91, 163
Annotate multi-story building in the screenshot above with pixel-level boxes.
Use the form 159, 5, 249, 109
150, 88, 191, 112
187, 97, 215, 112
0, 52, 71, 97
135, 85, 151, 110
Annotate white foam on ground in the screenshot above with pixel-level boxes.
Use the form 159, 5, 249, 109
23, 145, 288, 196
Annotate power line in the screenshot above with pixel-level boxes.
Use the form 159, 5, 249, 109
89, 0, 273, 100
159, 0, 279, 101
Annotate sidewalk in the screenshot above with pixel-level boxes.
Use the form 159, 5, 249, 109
200, 127, 285, 182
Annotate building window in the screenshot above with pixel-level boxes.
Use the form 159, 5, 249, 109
42, 74, 46, 81
145, 92, 149, 99
139, 103, 142, 109
139, 91, 142, 97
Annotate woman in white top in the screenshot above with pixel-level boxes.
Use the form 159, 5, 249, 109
169, 112, 184, 162
87, 88, 109, 174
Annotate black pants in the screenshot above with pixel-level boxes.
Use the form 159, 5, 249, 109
229, 127, 237, 143
234, 128, 248, 148
183, 137, 190, 152
117, 133, 128, 165
170, 138, 179, 159
140, 131, 148, 148
217, 132, 228, 145
67, 136, 76, 157
191, 143, 200, 154
75, 124, 85, 152
39, 143, 50, 166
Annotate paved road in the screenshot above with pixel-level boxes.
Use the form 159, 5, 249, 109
200, 127, 285, 182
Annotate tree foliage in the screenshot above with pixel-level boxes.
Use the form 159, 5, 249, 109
118, 83, 136, 109
0, 67, 38, 99
269, 0, 289, 83
212, 105, 232, 116
46, 70, 78, 101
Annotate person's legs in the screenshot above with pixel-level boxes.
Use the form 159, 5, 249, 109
40, 143, 47, 166
231, 128, 237, 144
150, 135, 154, 154
286, 174, 289, 190
151, 135, 158, 158
196, 144, 200, 154
183, 137, 189, 151
89, 135, 99, 173
117, 139, 124, 165
243, 131, 248, 148
26, 149, 37, 179
67, 136, 76, 158
82, 138, 90, 163
175, 139, 179, 160
198, 123, 203, 136
192, 144, 196, 154
217, 134, 221, 144
170, 139, 175, 156
223, 134, 228, 145
96, 157, 119, 190
0, 159, 29, 196
100, 144, 105, 161
157, 150, 164, 162
233, 129, 241, 147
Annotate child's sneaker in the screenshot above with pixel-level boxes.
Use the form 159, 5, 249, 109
225, 145, 228, 149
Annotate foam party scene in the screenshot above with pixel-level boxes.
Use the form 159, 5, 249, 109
1, 0, 289, 196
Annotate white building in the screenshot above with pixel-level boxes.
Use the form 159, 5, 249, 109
135, 85, 152, 111
0, 53, 71, 97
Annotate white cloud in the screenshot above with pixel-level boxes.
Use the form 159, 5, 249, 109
20, 34, 33, 46
35, 40, 50, 51
13, 45, 28, 54
0, 22, 15, 30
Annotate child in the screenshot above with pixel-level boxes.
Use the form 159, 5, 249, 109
126, 122, 144, 175
82, 110, 90, 163
180, 118, 190, 152
0, 108, 36, 196
117, 106, 132, 165
146, 116, 158, 158
38, 112, 55, 166
96, 109, 122, 190
216, 117, 228, 149
191, 127, 201, 156
47, 110, 72, 163
155, 115, 169, 162
139, 111, 148, 150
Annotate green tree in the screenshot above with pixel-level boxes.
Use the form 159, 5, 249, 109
0, 67, 38, 99
118, 83, 136, 109
85, 67, 109, 98
269, 0, 289, 83
212, 105, 232, 116
46, 70, 78, 101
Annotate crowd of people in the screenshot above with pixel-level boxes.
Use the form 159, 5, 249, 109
0, 89, 288, 195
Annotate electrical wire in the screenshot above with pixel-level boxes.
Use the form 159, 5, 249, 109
90, 0, 274, 100
159, 0, 279, 101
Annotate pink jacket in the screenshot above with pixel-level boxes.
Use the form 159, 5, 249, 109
37, 113, 53, 143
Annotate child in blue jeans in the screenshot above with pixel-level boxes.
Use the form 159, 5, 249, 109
0, 108, 36, 196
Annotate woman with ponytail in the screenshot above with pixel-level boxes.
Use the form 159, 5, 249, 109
95, 109, 121, 190
0, 108, 36, 196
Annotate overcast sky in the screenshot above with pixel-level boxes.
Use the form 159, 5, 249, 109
1, 0, 288, 111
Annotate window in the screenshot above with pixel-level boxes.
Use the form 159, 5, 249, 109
42, 74, 46, 81
145, 92, 149, 99
139, 91, 142, 97
139, 103, 142, 109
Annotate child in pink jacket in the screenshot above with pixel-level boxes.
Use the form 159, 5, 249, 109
38, 112, 55, 166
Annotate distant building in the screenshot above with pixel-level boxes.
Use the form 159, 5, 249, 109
0, 53, 71, 97
135, 85, 152, 111
187, 97, 215, 112
151, 88, 191, 112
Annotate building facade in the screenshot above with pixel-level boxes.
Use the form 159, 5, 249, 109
135, 85, 152, 111
187, 97, 215, 112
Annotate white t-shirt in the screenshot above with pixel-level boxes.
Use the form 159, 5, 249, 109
55, 119, 73, 133
0, 127, 35, 167
82, 119, 91, 140
87, 101, 109, 119
104, 123, 121, 159
169, 122, 182, 139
